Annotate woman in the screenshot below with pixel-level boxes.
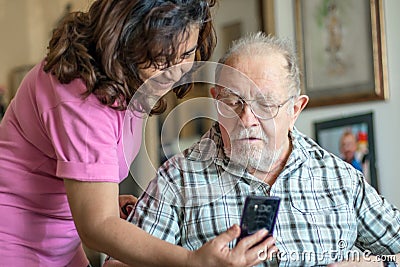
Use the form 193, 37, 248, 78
0, 0, 274, 266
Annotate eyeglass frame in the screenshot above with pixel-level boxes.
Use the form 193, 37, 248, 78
215, 92, 296, 120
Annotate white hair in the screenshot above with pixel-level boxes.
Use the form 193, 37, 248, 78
216, 32, 301, 98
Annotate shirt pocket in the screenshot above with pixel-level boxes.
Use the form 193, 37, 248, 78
289, 187, 348, 212
286, 187, 357, 253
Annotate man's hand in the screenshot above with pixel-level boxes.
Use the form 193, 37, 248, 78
103, 259, 130, 267
119, 195, 137, 219
187, 225, 279, 267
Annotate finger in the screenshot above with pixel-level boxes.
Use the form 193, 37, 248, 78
235, 228, 269, 250
121, 203, 135, 217
119, 194, 137, 205
267, 245, 279, 260
119, 209, 128, 219
245, 236, 276, 265
251, 236, 275, 255
213, 224, 241, 246
126, 195, 138, 204
244, 244, 268, 266
125, 204, 134, 215
104, 259, 131, 267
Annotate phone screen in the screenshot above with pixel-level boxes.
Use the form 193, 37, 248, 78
237, 195, 281, 244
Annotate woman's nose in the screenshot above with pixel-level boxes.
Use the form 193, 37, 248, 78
164, 61, 192, 82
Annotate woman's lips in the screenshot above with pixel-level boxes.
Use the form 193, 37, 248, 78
144, 79, 177, 96
158, 80, 176, 88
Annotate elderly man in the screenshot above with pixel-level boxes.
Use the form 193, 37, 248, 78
126, 33, 400, 267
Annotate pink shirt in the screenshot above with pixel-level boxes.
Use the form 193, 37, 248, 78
0, 61, 143, 266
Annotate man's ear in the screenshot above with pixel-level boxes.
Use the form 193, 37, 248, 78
290, 95, 309, 128
210, 86, 218, 99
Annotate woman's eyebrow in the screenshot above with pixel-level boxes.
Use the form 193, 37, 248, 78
182, 45, 198, 56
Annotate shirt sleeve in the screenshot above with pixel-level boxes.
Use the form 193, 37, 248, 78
42, 99, 122, 182
130, 174, 182, 245
354, 172, 400, 254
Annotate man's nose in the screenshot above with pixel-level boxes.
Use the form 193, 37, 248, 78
240, 103, 259, 128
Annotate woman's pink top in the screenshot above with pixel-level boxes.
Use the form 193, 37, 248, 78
0, 61, 143, 266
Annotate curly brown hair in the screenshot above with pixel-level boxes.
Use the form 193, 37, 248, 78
44, 0, 217, 114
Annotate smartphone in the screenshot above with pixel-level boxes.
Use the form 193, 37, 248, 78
237, 195, 281, 245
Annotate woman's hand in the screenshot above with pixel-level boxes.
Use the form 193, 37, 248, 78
187, 225, 278, 267
118, 195, 137, 219
102, 259, 130, 267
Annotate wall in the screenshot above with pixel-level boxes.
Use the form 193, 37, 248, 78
0, 0, 92, 102
275, 0, 400, 207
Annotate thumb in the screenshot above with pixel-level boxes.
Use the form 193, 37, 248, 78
214, 224, 241, 244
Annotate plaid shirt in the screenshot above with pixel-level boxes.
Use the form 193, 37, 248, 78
131, 123, 400, 266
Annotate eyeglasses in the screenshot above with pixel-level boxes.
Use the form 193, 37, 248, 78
216, 94, 295, 120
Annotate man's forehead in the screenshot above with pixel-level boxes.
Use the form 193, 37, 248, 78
216, 67, 258, 90
217, 65, 249, 81
215, 57, 289, 99
216, 86, 279, 102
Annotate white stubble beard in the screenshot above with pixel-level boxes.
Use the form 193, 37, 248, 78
224, 128, 283, 172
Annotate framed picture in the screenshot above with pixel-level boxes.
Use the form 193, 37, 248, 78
295, 0, 388, 107
314, 112, 378, 191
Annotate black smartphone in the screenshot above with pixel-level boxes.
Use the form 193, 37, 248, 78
237, 195, 281, 245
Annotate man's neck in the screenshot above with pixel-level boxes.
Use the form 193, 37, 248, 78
248, 138, 293, 185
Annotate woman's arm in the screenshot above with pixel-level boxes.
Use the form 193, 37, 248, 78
64, 179, 272, 267
64, 179, 192, 267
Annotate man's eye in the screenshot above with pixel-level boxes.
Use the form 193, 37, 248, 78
223, 98, 241, 106
256, 101, 271, 108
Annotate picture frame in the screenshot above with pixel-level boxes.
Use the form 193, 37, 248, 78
295, 0, 388, 107
314, 112, 378, 191
259, 0, 275, 36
